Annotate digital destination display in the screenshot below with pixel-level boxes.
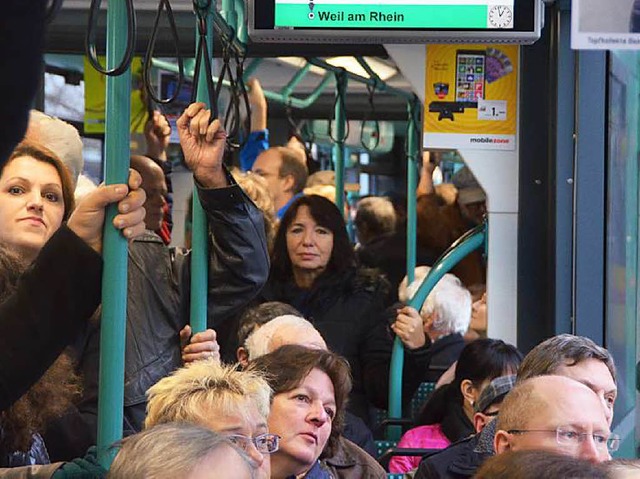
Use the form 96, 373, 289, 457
249, 0, 542, 44
275, 0, 515, 30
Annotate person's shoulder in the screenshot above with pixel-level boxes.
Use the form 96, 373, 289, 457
352, 267, 390, 295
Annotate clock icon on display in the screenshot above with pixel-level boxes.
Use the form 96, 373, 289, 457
488, 5, 513, 29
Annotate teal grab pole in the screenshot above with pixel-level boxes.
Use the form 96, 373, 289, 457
387, 97, 422, 441
409, 223, 487, 311
332, 70, 348, 213
406, 97, 421, 285
307, 57, 414, 101
190, 0, 214, 335
233, 0, 247, 44
220, 0, 238, 32
243, 58, 263, 79
96, 0, 132, 468
281, 63, 312, 98
266, 74, 334, 109
387, 223, 487, 441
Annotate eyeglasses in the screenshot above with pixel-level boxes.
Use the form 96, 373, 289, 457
227, 433, 280, 454
507, 427, 620, 453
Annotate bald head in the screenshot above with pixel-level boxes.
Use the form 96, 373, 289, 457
244, 315, 327, 363
495, 376, 611, 464
130, 155, 167, 231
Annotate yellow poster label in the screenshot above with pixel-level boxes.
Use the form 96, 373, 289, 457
424, 44, 519, 150
84, 56, 147, 135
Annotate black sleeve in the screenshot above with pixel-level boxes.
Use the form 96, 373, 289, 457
414, 458, 439, 479
0, 0, 46, 163
361, 303, 429, 411
196, 175, 270, 327
0, 226, 103, 411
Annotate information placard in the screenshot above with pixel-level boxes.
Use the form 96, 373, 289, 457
249, 0, 543, 44
572, 0, 640, 50
424, 44, 519, 150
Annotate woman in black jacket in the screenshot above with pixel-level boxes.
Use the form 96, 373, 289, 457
259, 194, 423, 425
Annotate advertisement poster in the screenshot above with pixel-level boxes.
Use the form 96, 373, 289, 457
572, 0, 640, 50
424, 43, 519, 151
84, 56, 147, 135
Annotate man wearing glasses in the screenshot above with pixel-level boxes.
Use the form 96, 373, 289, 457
493, 375, 618, 463
415, 334, 618, 478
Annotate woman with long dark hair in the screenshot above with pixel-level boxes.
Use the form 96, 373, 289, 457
259, 195, 401, 424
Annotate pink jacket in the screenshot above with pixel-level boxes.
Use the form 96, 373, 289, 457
388, 423, 451, 473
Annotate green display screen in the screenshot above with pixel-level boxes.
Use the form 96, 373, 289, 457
274, 1, 516, 30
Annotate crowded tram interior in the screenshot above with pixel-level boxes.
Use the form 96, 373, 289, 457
2, 0, 640, 477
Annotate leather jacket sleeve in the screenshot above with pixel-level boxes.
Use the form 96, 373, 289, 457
192, 174, 270, 328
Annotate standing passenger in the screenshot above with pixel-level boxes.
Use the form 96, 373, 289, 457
257, 195, 423, 425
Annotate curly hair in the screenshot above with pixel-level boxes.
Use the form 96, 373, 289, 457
0, 247, 80, 453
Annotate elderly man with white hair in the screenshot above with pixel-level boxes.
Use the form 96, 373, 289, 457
241, 314, 327, 365
392, 266, 472, 383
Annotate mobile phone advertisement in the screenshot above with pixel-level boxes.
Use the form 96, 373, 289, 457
424, 44, 519, 151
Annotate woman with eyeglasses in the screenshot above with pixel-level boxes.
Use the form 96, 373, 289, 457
249, 345, 352, 479
389, 338, 523, 474
145, 360, 278, 479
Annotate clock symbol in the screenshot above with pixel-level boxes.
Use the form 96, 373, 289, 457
488, 5, 513, 28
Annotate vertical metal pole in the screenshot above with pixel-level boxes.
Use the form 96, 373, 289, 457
333, 70, 347, 213
97, 0, 131, 468
221, 0, 238, 31
190, 2, 215, 334
406, 97, 420, 284
388, 96, 422, 441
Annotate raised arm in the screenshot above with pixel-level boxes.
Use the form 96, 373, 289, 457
239, 78, 270, 171
177, 103, 269, 327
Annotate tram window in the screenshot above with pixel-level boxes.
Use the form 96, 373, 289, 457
82, 137, 104, 184
359, 173, 370, 196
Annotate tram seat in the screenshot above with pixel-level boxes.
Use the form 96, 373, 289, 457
387, 474, 405, 479
376, 440, 398, 459
372, 382, 437, 438
410, 382, 436, 420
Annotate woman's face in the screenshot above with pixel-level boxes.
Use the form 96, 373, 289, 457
0, 157, 65, 261
268, 368, 336, 475
286, 205, 334, 278
470, 293, 487, 332
201, 400, 271, 479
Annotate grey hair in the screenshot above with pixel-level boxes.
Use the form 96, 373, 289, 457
245, 314, 326, 361
355, 196, 397, 239
518, 334, 617, 384
26, 110, 83, 188
398, 267, 471, 334
108, 423, 254, 479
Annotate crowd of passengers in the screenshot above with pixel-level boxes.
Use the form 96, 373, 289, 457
0, 73, 638, 479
